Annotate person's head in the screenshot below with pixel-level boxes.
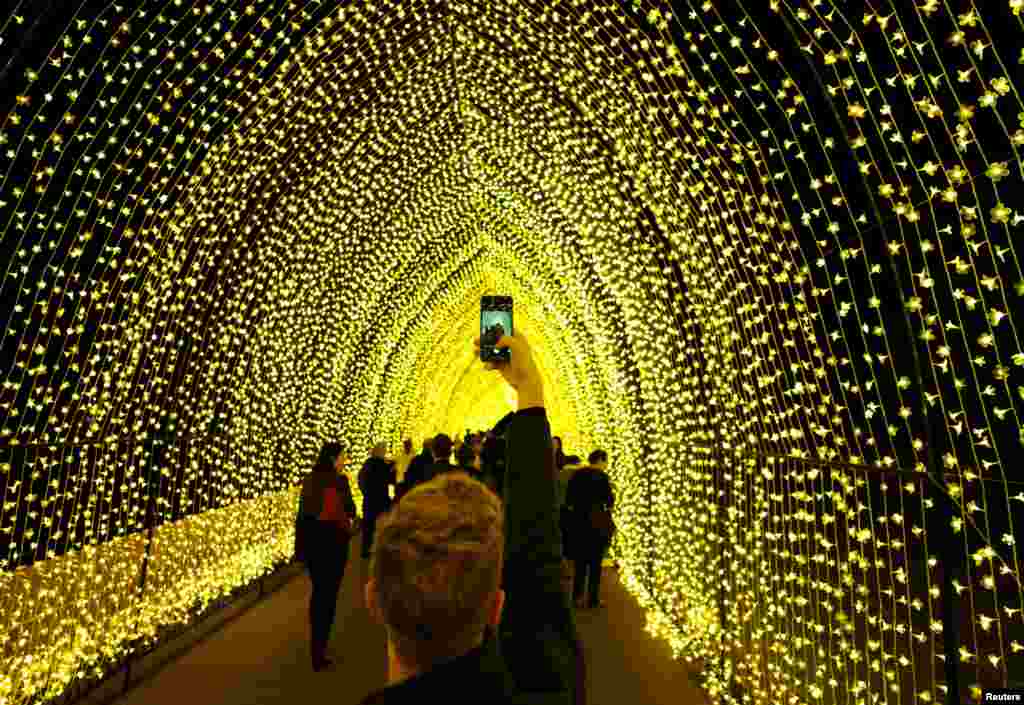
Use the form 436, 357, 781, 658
365, 473, 505, 678
552, 436, 562, 452
317, 442, 345, 472
432, 434, 453, 461
588, 449, 608, 471
403, 439, 413, 454
371, 442, 388, 459
456, 442, 476, 468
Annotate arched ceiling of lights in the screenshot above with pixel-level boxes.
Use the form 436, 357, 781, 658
0, 0, 1023, 699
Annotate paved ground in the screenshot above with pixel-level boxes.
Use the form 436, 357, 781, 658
113, 537, 711, 705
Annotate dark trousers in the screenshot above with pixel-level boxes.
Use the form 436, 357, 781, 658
361, 510, 379, 557
306, 538, 349, 664
572, 540, 609, 607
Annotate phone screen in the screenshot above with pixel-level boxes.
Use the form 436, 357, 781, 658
480, 296, 513, 363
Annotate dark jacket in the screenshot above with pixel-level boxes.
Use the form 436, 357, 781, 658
359, 408, 583, 705
564, 466, 615, 557
423, 459, 454, 483
359, 457, 396, 515
294, 470, 357, 561
398, 451, 432, 500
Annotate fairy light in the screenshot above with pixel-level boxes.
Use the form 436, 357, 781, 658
0, 1, 1021, 704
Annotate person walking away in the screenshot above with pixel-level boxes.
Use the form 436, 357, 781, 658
294, 443, 357, 671
397, 438, 432, 503
565, 450, 615, 609
359, 443, 396, 559
359, 331, 583, 705
454, 441, 485, 484
556, 452, 584, 587
425, 433, 454, 482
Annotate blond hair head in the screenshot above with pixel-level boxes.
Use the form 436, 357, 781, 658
369, 472, 504, 669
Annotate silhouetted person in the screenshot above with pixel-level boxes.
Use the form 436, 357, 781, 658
359, 331, 583, 704
556, 447, 584, 570
454, 441, 485, 483
295, 443, 356, 671
565, 449, 615, 609
425, 433, 453, 482
359, 443, 396, 559
398, 438, 432, 503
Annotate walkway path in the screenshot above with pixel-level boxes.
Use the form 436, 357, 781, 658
113, 537, 711, 705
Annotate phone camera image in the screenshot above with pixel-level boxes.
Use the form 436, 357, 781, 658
481, 297, 513, 363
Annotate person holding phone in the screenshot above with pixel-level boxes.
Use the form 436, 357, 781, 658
359, 331, 584, 705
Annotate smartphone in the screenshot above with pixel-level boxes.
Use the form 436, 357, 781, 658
480, 295, 513, 363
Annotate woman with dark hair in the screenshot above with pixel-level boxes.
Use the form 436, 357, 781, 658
295, 442, 357, 671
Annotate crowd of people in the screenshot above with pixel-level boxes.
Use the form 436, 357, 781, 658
293, 332, 616, 704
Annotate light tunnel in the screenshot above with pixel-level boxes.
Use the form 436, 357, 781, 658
0, 1, 1022, 703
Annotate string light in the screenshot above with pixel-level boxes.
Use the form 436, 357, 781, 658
0, 1, 1021, 704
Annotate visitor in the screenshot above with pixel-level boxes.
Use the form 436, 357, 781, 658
359, 332, 583, 704
359, 443, 396, 559
294, 443, 357, 672
565, 450, 615, 610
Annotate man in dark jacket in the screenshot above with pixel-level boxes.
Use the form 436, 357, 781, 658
454, 440, 486, 484
396, 438, 432, 503
565, 450, 615, 609
423, 433, 454, 482
359, 443, 396, 559
360, 332, 583, 705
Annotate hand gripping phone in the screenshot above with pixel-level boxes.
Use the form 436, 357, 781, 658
480, 296, 513, 363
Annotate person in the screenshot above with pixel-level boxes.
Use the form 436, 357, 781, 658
359, 443, 397, 559
397, 438, 432, 502
394, 439, 415, 486
454, 440, 485, 484
294, 443, 357, 672
359, 332, 584, 705
565, 450, 615, 610
556, 450, 584, 572
424, 433, 454, 482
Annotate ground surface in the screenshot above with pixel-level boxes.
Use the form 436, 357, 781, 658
114, 537, 711, 705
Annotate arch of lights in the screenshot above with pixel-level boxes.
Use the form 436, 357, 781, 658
0, 1, 1021, 703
